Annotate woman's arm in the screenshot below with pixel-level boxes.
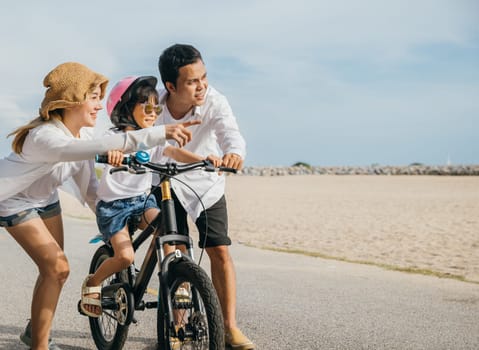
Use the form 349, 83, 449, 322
21, 120, 201, 163
22, 124, 167, 163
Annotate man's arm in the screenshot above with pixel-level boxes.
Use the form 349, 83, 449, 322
210, 94, 246, 170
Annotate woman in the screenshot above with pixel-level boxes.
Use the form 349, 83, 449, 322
0, 62, 198, 350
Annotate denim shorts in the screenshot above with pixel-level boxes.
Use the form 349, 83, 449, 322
96, 194, 157, 241
0, 201, 62, 227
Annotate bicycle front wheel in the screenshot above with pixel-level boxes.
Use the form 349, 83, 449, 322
157, 260, 224, 350
88, 245, 131, 350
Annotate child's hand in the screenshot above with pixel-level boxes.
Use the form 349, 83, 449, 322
206, 154, 222, 167
108, 150, 124, 166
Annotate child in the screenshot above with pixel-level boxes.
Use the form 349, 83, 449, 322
80, 76, 221, 317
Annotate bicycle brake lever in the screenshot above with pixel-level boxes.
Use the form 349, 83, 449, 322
204, 164, 216, 172
110, 166, 128, 174
129, 165, 146, 174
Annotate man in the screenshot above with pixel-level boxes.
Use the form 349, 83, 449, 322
152, 43, 254, 350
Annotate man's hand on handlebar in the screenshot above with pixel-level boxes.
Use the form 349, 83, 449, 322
222, 153, 243, 170
206, 154, 222, 168
165, 120, 202, 147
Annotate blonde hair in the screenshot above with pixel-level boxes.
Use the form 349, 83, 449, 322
8, 111, 62, 154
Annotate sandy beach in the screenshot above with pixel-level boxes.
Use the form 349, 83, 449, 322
60, 175, 479, 283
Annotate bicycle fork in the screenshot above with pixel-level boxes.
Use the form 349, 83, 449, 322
156, 178, 201, 336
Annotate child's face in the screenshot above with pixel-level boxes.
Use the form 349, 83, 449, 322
132, 94, 160, 129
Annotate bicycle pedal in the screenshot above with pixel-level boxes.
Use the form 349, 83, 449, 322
145, 301, 158, 309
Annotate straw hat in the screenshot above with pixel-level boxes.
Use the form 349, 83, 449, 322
40, 62, 109, 119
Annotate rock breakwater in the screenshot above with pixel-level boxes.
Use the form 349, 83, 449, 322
238, 164, 479, 176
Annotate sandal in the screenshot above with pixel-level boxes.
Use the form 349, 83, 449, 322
80, 274, 102, 318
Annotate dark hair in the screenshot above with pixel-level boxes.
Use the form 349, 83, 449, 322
114, 84, 158, 130
158, 44, 203, 88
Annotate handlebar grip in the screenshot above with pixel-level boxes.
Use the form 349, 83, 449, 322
95, 154, 130, 164
203, 160, 237, 174
218, 166, 237, 174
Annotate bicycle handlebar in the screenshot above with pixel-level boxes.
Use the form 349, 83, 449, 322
95, 154, 131, 165
95, 152, 237, 176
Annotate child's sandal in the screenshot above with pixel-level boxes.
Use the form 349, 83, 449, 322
80, 274, 102, 318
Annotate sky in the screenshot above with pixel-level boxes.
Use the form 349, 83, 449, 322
0, 1, 477, 167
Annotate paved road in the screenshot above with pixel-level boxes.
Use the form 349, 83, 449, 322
1, 217, 479, 349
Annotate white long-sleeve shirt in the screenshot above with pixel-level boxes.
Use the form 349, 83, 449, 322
151, 86, 246, 220
0, 118, 167, 216
96, 129, 162, 203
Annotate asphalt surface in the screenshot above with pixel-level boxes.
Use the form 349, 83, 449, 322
1, 216, 479, 349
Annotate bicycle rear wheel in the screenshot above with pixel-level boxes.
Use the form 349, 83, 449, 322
157, 260, 224, 350
88, 245, 132, 350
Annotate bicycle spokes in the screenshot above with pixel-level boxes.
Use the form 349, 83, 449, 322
158, 261, 223, 350
87, 246, 132, 350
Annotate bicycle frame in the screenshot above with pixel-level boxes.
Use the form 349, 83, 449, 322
123, 174, 202, 334
87, 155, 231, 348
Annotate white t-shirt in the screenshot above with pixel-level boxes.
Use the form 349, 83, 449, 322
96, 129, 162, 203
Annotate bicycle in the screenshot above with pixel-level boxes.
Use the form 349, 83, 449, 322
79, 151, 235, 350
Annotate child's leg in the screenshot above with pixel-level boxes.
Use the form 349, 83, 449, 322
82, 227, 134, 315
139, 207, 177, 255
89, 228, 134, 285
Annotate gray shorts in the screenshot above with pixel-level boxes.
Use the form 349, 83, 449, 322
0, 201, 62, 227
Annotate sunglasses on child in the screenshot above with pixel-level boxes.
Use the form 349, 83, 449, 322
141, 102, 162, 115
